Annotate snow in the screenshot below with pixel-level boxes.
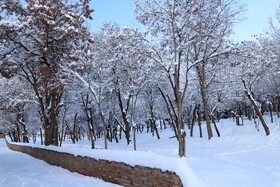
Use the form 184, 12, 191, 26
0, 139, 121, 187
10, 139, 204, 187
187, 118, 280, 187
4, 116, 280, 187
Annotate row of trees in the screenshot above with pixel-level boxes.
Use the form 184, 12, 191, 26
0, 0, 279, 157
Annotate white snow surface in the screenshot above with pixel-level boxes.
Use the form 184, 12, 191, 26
0, 139, 121, 187
3, 116, 280, 187
9, 138, 204, 187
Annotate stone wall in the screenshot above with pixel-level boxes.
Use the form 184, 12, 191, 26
6, 140, 183, 187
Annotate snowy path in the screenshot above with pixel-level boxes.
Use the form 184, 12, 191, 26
0, 139, 121, 187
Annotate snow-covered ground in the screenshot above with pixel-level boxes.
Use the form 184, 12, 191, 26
0, 139, 121, 187
187, 118, 280, 187
3, 116, 280, 187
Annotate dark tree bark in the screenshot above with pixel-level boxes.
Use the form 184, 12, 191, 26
196, 64, 213, 140
158, 87, 179, 140
268, 103, 273, 123
197, 105, 203, 138
210, 114, 220, 137
116, 89, 131, 145
242, 79, 270, 136
81, 93, 96, 149
65, 112, 78, 144
190, 105, 198, 137
186, 106, 192, 130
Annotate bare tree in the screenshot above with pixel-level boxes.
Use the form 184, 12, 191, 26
135, 0, 243, 156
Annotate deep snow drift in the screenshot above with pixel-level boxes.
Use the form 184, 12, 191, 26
4, 116, 280, 187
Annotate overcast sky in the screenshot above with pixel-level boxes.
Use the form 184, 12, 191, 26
89, 0, 280, 42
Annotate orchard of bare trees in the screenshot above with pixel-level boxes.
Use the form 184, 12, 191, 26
1, 0, 280, 157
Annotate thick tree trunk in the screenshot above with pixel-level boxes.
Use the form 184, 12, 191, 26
173, 65, 185, 157
201, 83, 212, 138
45, 93, 60, 146
20, 65, 62, 146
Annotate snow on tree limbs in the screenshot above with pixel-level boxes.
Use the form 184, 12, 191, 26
0, 0, 93, 146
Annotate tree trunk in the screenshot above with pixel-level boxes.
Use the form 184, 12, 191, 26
173, 65, 185, 157
133, 127, 136, 151
190, 105, 198, 137
152, 119, 160, 139
8, 132, 14, 142
197, 105, 203, 138
269, 103, 273, 123
248, 106, 252, 121
44, 92, 61, 146
14, 123, 20, 143
40, 128, 43, 145
242, 79, 270, 136
236, 115, 240, 126
119, 127, 122, 140
158, 87, 179, 140
99, 111, 108, 149
196, 65, 213, 140
16, 113, 29, 143
187, 106, 192, 129
81, 94, 96, 149
113, 127, 119, 143
211, 114, 220, 137
217, 111, 221, 123
117, 90, 131, 145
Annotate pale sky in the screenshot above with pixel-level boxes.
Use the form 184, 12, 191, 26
89, 0, 280, 42
231, 0, 280, 41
